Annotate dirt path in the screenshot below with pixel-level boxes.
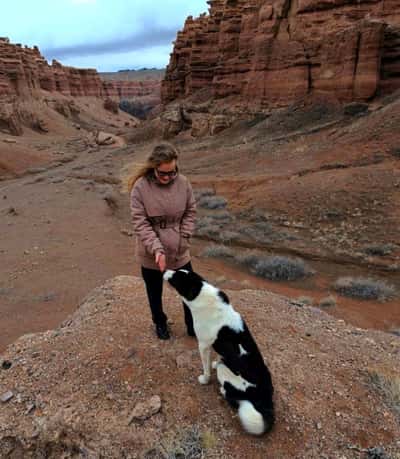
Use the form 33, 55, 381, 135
1, 135, 399, 353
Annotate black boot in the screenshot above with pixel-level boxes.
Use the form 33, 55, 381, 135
155, 323, 170, 340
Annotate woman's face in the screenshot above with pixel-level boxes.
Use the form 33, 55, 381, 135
154, 160, 177, 185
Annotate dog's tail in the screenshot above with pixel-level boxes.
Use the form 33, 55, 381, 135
238, 400, 274, 436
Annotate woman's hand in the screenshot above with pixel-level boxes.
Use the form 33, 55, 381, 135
155, 252, 166, 272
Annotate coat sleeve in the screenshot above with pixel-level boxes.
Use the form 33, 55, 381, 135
130, 185, 164, 255
180, 181, 197, 238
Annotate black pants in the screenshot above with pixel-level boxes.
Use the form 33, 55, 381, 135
141, 261, 194, 334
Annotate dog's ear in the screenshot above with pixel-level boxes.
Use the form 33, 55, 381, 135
218, 290, 230, 305
184, 277, 204, 301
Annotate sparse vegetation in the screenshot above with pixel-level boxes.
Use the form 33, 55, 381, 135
194, 188, 215, 200
194, 216, 221, 238
235, 251, 261, 269
236, 253, 313, 281
194, 187, 227, 209
319, 295, 337, 308
218, 230, 240, 244
197, 195, 227, 210
362, 243, 396, 257
389, 147, 400, 158
202, 244, 235, 258
333, 277, 396, 301
297, 296, 314, 306
195, 213, 236, 240
209, 211, 233, 222
147, 426, 210, 459
253, 256, 313, 281
239, 221, 273, 243
368, 369, 400, 419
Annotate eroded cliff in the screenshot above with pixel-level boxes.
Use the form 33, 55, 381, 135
162, 0, 400, 109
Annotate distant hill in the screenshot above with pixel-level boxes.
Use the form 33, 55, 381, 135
100, 69, 165, 82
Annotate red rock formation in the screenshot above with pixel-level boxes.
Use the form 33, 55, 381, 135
162, 0, 400, 109
0, 37, 162, 106
103, 80, 160, 99
0, 38, 106, 99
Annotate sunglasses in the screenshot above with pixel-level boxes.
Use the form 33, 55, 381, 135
156, 169, 177, 178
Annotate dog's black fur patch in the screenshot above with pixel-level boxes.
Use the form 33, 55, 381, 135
164, 269, 275, 434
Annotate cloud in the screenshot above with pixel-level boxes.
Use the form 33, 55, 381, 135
42, 26, 177, 60
59, 45, 171, 71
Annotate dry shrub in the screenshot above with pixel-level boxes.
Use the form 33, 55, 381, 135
218, 230, 240, 244
194, 217, 221, 238
195, 214, 236, 240
333, 277, 396, 301
194, 188, 215, 200
253, 256, 312, 281
145, 426, 211, 459
210, 211, 233, 222
202, 245, 235, 258
197, 195, 227, 210
239, 221, 273, 243
235, 251, 261, 268
363, 244, 396, 257
319, 295, 337, 307
236, 253, 313, 281
297, 296, 314, 306
368, 368, 400, 419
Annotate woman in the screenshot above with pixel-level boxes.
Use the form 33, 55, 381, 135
129, 143, 196, 340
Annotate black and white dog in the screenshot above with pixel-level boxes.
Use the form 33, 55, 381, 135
163, 269, 274, 435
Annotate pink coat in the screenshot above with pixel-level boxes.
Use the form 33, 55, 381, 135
130, 173, 196, 270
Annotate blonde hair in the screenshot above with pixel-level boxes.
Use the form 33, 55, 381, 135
127, 143, 179, 193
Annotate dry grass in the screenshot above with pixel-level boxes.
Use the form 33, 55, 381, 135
237, 254, 313, 281
319, 295, 337, 308
197, 195, 227, 210
367, 368, 400, 419
362, 243, 396, 257
297, 296, 314, 306
333, 277, 396, 301
202, 244, 235, 259
144, 426, 212, 459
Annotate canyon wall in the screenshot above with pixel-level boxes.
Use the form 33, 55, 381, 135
0, 38, 105, 98
162, 0, 400, 109
0, 37, 161, 101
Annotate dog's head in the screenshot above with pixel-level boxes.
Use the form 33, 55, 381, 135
163, 269, 205, 301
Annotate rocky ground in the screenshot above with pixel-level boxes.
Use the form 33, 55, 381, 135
0, 91, 399, 457
0, 276, 399, 458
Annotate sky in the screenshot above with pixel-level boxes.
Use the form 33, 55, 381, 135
0, 0, 208, 72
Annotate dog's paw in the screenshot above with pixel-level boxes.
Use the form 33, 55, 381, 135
212, 360, 219, 370
198, 374, 210, 385
219, 386, 226, 398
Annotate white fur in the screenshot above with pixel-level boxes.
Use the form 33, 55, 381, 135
166, 270, 272, 435
216, 362, 255, 392
163, 270, 174, 281
238, 400, 266, 436
183, 282, 244, 384
239, 344, 248, 356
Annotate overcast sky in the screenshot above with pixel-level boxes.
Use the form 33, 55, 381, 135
0, 0, 208, 71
